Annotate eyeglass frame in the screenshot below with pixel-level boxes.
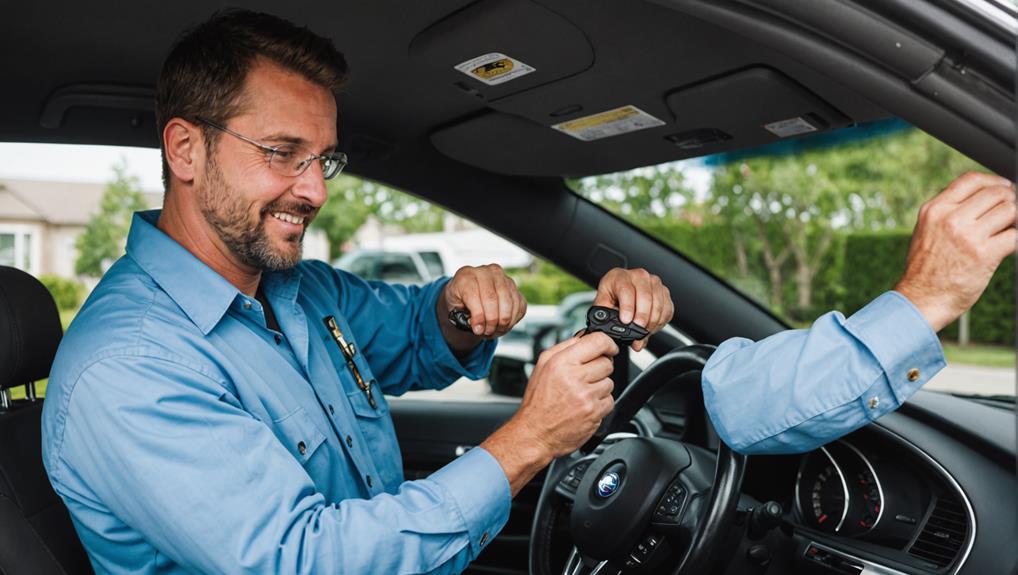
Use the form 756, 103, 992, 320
195, 117, 348, 180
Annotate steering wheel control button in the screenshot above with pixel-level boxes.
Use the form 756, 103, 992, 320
559, 460, 592, 493
623, 555, 641, 569
583, 306, 649, 346
653, 481, 687, 523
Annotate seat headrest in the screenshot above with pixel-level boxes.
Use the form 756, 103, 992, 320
0, 266, 63, 390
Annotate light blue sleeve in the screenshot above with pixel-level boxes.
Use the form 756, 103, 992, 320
701, 291, 946, 455
327, 265, 497, 395
48, 353, 510, 575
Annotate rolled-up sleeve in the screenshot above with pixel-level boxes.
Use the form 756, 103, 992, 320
701, 291, 946, 455
47, 352, 510, 575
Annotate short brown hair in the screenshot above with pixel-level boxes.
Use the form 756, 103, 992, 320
155, 9, 348, 190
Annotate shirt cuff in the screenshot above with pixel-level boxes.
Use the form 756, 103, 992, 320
421, 277, 497, 380
429, 447, 511, 557
844, 291, 946, 404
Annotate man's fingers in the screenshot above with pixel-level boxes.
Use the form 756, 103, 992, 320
977, 199, 1018, 237
563, 332, 619, 364
956, 185, 1015, 221
936, 172, 1014, 205
615, 282, 637, 324
988, 227, 1018, 263
578, 355, 615, 383
494, 273, 514, 334
631, 271, 654, 329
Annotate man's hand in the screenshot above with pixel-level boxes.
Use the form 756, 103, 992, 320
480, 333, 619, 495
438, 264, 527, 355
895, 172, 1016, 332
593, 268, 674, 351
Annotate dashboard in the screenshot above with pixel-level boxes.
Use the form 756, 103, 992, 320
642, 388, 1016, 575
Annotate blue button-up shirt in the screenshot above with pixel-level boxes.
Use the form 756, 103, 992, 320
702, 290, 946, 454
42, 210, 508, 574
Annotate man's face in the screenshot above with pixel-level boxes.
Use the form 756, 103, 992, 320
198, 59, 337, 271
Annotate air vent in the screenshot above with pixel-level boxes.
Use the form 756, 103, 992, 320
909, 496, 968, 568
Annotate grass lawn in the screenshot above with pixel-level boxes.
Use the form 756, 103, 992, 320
941, 342, 1016, 368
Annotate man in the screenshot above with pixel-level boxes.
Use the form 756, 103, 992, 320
41, 10, 671, 575
41, 9, 1014, 575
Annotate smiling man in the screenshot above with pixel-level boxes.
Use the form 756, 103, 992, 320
40, 10, 673, 575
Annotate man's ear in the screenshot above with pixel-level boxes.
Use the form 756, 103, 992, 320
163, 118, 202, 185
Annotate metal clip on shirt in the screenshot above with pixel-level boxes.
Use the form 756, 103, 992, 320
323, 316, 377, 410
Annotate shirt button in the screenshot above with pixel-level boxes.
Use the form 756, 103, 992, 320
329, 404, 336, 415
366, 475, 373, 488
868, 396, 880, 410
346, 435, 353, 448
297, 441, 307, 455
907, 368, 921, 382
243, 301, 252, 310
479, 532, 489, 546
274, 334, 282, 345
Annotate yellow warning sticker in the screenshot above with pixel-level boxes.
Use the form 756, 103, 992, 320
455, 52, 535, 86
552, 105, 666, 142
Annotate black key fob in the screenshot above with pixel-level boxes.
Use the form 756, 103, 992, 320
448, 308, 473, 332
584, 306, 649, 346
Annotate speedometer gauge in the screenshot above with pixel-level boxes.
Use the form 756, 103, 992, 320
796, 441, 887, 537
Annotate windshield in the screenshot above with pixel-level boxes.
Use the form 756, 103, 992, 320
574, 120, 1015, 399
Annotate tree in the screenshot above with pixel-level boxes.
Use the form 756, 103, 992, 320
312, 176, 446, 256
75, 159, 150, 277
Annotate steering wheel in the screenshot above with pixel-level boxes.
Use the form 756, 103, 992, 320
529, 345, 748, 575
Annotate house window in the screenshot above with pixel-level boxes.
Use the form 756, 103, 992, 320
0, 229, 34, 272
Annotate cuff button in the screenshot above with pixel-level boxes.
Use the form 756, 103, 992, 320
907, 368, 920, 382
867, 396, 880, 410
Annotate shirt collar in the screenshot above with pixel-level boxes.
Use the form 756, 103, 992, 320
126, 209, 300, 335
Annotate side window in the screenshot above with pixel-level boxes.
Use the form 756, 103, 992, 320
379, 253, 423, 283
347, 255, 376, 279
418, 251, 445, 278
313, 175, 595, 402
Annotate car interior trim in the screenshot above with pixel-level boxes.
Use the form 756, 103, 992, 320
823, 445, 851, 532
870, 424, 977, 575
806, 540, 911, 575
647, 0, 1015, 175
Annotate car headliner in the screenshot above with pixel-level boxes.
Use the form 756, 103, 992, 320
1, 0, 1015, 345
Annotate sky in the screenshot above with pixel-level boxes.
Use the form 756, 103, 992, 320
0, 143, 164, 191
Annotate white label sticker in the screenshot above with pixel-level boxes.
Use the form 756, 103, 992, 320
454, 52, 536, 86
763, 117, 818, 138
552, 105, 666, 142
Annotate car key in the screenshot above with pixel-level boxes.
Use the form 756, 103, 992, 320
448, 308, 473, 332
584, 305, 649, 346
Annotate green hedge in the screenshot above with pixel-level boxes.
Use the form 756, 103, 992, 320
843, 232, 1014, 345
38, 274, 85, 312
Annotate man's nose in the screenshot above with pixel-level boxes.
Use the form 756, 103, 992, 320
291, 160, 329, 208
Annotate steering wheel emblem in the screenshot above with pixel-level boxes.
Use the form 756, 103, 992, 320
596, 471, 621, 498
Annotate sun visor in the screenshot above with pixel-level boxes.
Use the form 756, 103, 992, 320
408, 0, 594, 102
431, 67, 852, 177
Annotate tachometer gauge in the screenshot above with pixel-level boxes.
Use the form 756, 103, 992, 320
810, 464, 847, 530
796, 441, 887, 537
796, 447, 849, 533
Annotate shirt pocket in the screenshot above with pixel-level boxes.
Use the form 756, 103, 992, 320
272, 407, 328, 466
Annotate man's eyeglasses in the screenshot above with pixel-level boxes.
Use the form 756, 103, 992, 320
197, 118, 348, 180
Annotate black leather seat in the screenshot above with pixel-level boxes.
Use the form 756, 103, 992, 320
0, 266, 92, 574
